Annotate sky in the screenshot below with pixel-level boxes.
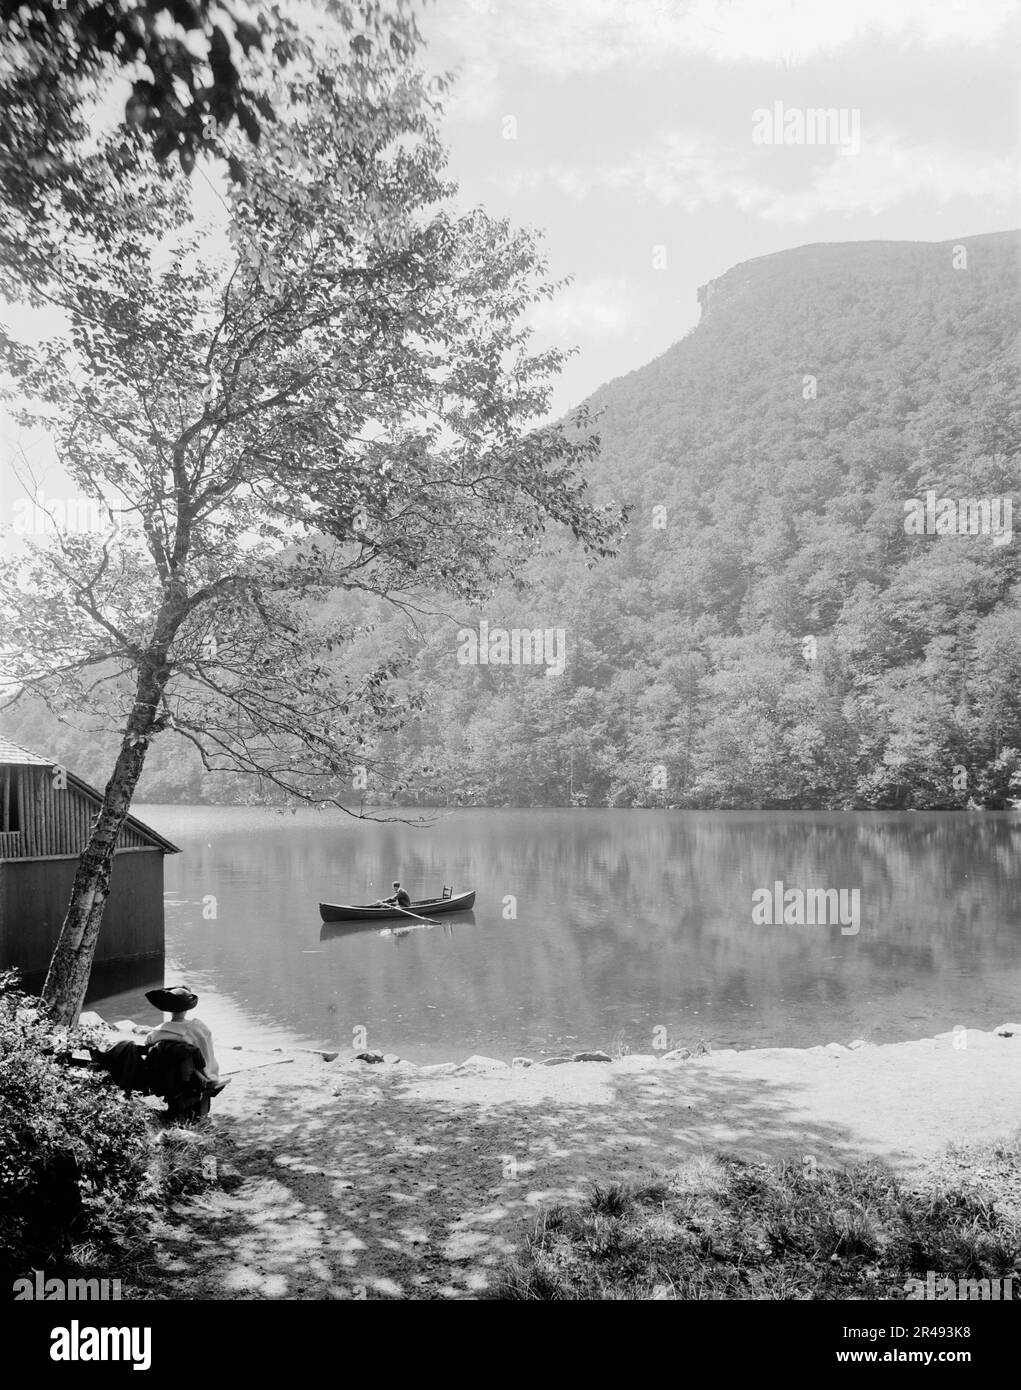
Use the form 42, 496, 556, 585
1, 0, 1019, 532
414, 0, 1021, 412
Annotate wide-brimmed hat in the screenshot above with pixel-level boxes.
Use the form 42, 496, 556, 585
145, 985, 198, 1013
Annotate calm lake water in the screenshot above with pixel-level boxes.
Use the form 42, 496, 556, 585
89, 806, 1021, 1064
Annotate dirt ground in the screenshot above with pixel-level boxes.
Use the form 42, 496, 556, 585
140, 1027, 1021, 1300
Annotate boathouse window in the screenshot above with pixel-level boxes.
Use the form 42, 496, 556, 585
1, 767, 19, 832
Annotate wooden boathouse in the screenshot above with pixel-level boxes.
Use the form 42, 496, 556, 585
0, 736, 179, 979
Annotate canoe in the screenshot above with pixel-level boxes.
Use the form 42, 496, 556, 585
319, 890, 475, 923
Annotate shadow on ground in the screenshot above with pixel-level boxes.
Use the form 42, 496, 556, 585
141, 1058, 897, 1300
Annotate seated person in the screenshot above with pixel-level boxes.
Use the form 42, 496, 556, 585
144, 985, 224, 1093
383, 880, 412, 909
146, 1039, 212, 1122
90, 986, 227, 1123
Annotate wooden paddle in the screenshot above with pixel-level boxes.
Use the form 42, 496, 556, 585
393, 903, 441, 926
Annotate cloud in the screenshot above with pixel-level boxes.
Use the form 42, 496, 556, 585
756, 131, 1021, 222
526, 276, 640, 340
424, 0, 1018, 112
513, 130, 766, 212
506, 125, 1020, 223
438, 52, 503, 123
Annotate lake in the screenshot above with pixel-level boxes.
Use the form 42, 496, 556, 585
89, 806, 1021, 1063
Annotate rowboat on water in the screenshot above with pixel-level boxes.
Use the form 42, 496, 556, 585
318, 889, 476, 923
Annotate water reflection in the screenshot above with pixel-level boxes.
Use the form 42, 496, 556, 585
17, 955, 166, 1008
82, 806, 1021, 1063
320, 914, 475, 944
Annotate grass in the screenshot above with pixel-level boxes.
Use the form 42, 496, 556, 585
53, 1120, 230, 1293
150, 1121, 225, 1200
492, 1136, 1021, 1300
6, 1119, 229, 1298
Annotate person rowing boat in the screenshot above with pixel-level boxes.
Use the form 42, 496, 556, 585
374, 880, 440, 925
380, 880, 412, 909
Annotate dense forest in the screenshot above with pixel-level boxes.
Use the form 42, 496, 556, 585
5, 231, 1020, 809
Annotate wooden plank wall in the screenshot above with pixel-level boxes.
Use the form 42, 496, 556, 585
0, 850, 166, 973
0, 766, 155, 859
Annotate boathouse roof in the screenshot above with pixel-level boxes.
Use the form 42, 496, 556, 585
0, 736, 180, 857
0, 737, 50, 766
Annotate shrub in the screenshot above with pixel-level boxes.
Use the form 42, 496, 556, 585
0, 971, 154, 1284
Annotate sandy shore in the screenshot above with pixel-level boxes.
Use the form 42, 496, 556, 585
134, 1025, 1021, 1300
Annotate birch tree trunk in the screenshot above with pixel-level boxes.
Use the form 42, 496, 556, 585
41, 659, 169, 1025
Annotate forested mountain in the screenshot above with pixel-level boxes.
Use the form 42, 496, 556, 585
6, 231, 1020, 808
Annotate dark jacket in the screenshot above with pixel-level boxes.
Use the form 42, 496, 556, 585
93, 1039, 207, 1114
146, 1040, 206, 1103
93, 1039, 149, 1093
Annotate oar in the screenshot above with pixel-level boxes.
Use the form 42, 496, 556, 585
393, 903, 440, 926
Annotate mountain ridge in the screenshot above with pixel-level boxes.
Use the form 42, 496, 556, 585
4, 230, 1020, 808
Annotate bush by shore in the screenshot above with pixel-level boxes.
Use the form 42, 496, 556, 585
0, 972, 218, 1293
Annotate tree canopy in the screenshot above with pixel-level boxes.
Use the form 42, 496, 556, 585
0, 9, 620, 1019
0, 1, 422, 312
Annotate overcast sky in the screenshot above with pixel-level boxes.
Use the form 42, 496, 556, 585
417, 0, 1021, 412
